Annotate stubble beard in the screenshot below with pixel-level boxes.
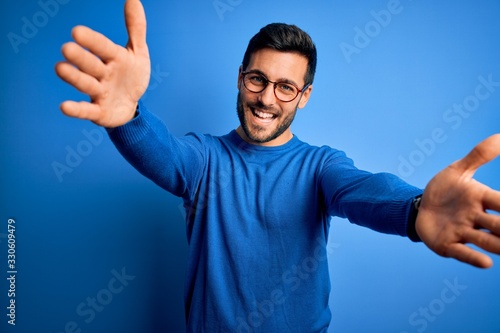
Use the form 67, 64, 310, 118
236, 91, 298, 144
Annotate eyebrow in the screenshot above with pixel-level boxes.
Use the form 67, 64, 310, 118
245, 69, 301, 88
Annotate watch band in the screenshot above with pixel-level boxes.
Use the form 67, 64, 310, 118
407, 194, 423, 242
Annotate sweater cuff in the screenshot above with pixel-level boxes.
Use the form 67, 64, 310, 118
407, 194, 423, 242
105, 100, 152, 147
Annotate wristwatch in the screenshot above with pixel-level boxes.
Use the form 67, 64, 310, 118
407, 194, 423, 242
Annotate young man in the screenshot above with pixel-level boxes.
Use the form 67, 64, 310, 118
55, 1, 500, 331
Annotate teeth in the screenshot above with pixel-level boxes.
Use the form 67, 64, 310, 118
254, 110, 274, 119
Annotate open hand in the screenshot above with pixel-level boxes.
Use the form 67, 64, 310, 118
416, 134, 500, 268
55, 0, 150, 128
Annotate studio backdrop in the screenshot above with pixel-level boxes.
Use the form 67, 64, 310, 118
1, 1, 500, 332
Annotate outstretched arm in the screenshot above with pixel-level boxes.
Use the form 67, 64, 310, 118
55, 0, 150, 128
416, 134, 500, 268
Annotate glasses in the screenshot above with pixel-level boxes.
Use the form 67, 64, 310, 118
241, 71, 310, 103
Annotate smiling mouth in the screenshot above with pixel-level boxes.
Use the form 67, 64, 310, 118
251, 108, 277, 123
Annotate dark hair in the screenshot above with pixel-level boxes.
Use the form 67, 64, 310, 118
242, 23, 317, 86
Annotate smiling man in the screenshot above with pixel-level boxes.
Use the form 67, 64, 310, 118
236, 44, 313, 146
55, 1, 500, 332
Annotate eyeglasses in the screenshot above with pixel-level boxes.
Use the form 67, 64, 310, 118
241, 71, 310, 103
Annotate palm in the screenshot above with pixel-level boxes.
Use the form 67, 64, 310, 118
416, 134, 500, 268
55, 0, 150, 128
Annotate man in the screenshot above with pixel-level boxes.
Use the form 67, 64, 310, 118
55, 0, 500, 332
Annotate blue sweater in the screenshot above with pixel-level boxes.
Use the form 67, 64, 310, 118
108, 102, 423, 332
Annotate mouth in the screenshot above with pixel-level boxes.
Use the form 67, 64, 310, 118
251, 107, 278, 124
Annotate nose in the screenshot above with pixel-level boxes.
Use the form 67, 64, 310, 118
258, 83, 277, 106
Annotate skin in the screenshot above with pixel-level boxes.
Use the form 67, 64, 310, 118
55, 0, 149, 128
236, 49, 312, 146
416, 135, 500, 268
55, 0, 500, 268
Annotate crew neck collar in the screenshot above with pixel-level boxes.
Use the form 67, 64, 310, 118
227, 130, 300, 152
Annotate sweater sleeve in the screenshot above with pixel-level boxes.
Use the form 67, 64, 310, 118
319, 149, 423, 237
106, 101, 206, 200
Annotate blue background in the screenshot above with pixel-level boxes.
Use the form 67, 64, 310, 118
1, 0, 500, 332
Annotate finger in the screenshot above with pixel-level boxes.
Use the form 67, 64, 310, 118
60, 100, 102, 122
55, 62, 102, 97
445, 243, 493, 268
476, 213, 500, 236
455, 134, 500, 174
483, 188, 500, 212
72, 25, 120, 63
61, 42, 107, 79
464, 227, 500, 255
124, 0, 148, 53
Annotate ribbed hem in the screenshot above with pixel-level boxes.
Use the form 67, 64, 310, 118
106, 100, 153, 147
386, 185, 423, 239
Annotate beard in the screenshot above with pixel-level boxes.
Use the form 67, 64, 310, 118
236, 91, 298, 144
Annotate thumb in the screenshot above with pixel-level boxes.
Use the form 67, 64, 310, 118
124, 0, 148, 52
455, 134, 500, 174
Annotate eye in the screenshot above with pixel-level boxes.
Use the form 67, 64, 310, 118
247, 74, 266, 85
277, 83, 296, 94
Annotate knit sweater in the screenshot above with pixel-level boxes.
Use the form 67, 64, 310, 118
108, 101, 423, 332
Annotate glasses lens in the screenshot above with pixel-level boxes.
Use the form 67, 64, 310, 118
275, 83, 298, 102
243, 73, 267, 93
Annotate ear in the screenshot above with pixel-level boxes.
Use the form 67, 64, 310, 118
297, 85, 313, 109
237, 65, 243, 90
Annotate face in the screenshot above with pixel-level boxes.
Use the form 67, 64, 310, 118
236, 48, 313, 146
